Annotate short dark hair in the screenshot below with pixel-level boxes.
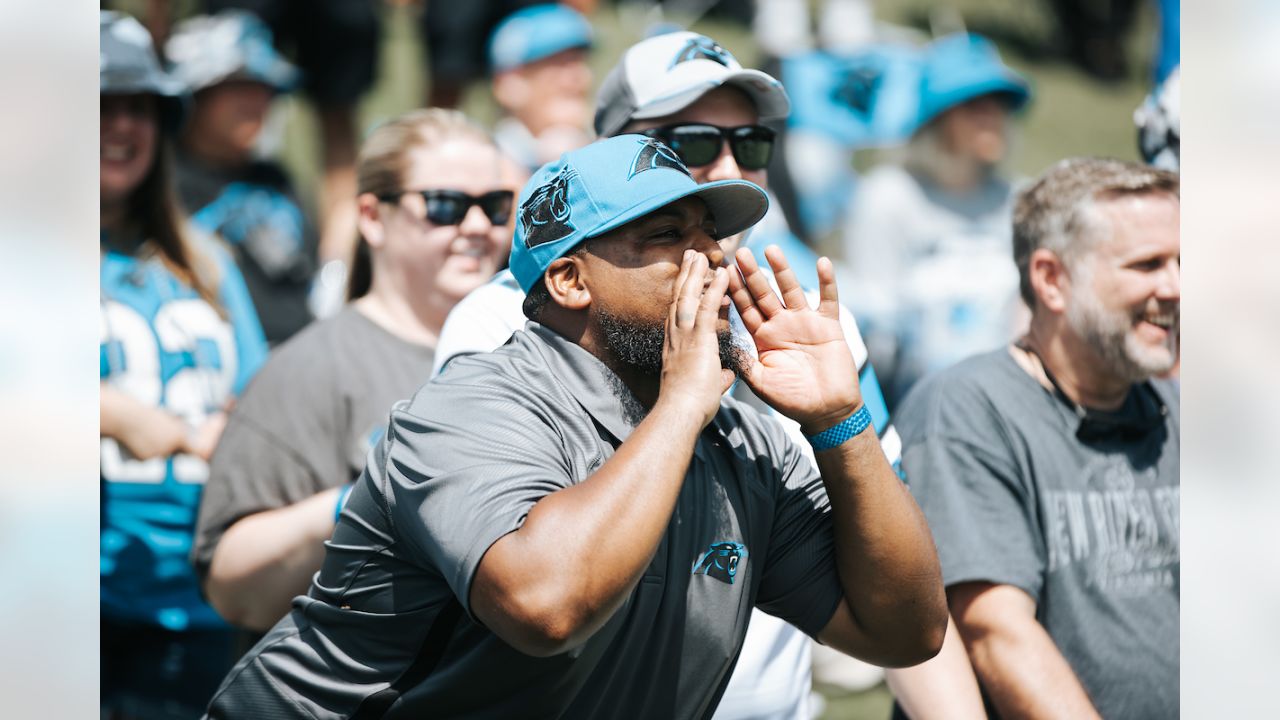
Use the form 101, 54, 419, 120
522, 277, 553, 321
1013, 157, 1179, 307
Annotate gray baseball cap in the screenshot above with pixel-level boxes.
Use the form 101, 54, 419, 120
100, 11, 187, 131
594, 31, 790, 137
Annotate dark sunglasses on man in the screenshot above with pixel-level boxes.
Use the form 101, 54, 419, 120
640, 124, 776, 171
378, 189, 515, 226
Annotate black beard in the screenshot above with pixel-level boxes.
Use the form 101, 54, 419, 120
597, 309, 749, 380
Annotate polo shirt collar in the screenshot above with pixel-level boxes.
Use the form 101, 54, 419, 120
523, 323, 740, 458
524, 322, 643, 444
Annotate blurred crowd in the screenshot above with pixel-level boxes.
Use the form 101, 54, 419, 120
99, 0, 1180, 718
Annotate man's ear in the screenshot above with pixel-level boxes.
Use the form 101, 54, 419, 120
356, 193, 386, 250
544, 255, 591, 311
1028, 248, 1070, 314
492, 71, 531, 113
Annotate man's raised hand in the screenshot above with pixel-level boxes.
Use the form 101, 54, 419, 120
728, 246, 862, 434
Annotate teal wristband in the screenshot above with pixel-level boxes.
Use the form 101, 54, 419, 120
805, 405, 873, 451
334, 484, 353, 524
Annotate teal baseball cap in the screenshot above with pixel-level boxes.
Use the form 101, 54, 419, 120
510, 134, 769, 292
488, 4, 594, 73
916, 33, 1030, 128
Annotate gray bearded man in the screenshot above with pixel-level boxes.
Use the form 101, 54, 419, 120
896, 157, 1180, 719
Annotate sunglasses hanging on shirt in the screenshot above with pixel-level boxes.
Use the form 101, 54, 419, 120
640, 124, 776, 171
1020, 342, 1168, 443
379, 189, 515, 226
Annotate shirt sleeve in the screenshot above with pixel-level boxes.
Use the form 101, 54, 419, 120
752, 422, 844, 639
897, 378, 1046, 602
377, 380, 579, 617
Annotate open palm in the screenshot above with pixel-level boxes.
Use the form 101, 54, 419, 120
729, 246, 862, 432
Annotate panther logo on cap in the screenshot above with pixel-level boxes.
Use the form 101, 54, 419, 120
670, 36, 733, 69
630, 138, 692, 180
519, 167, 576, 248
692, 542, 746, 585
832, 65, 883, 119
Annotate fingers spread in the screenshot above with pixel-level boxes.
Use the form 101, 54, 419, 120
734, 247, 784, 318
816, 256, 840, 319
764, 245, 809, 310
727, 265, 764, 334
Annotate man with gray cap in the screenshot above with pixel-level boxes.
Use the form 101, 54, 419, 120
203, 135, 946, 718
167, 10, 317, 345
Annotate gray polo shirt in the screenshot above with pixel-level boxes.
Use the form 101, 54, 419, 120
205, 323, 844, 720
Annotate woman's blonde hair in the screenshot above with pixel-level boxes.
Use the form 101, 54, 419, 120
346, 109, 497, 300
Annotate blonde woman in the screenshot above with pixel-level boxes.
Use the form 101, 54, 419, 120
191, 109, 511, 632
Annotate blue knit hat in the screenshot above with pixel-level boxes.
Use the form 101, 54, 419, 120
488, 4, 594, 73
916, 33, 1030, 128
509, 135, 769, 292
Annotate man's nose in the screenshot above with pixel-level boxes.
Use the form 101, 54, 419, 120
700, 142, 743, 183
692, 228, 724, 267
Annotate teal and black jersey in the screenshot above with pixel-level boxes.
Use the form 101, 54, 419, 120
100, 236, 267, 631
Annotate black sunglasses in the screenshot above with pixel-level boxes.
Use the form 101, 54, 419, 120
379, 189, 514, 226
640, 123, 776, 171
1074, 386, 1168, 443
1027, 341, 1169, 443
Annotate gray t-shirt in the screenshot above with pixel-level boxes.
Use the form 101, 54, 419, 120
895, 348, 1179, 719
192, 307, 435, 579
204, 323, 843, 719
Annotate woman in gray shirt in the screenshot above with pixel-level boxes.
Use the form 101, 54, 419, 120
191, 109, 514, 631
